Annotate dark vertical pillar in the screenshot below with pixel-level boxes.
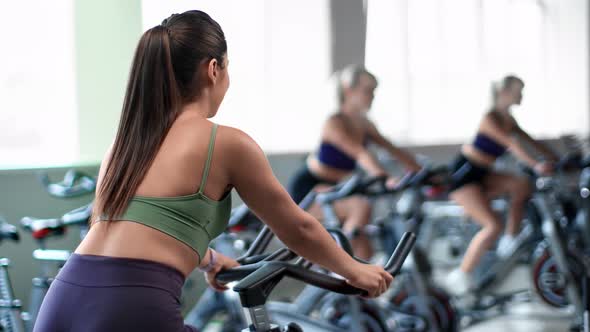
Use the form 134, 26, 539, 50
330, 0, 368, 73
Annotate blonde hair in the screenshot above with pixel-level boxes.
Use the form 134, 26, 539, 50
337, 65, 378, 104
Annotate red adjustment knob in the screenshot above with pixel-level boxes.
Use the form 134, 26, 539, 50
425, 185, 447, 199
229, 225, 246, 233
32, 226, 66, 239
32, 229, 51, 239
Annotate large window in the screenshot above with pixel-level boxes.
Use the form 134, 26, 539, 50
142, 0, 333, 153
366, 0, 589, 145
0, 1, 77, 167
1, 1, 586, 168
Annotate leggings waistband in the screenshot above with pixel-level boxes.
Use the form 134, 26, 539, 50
57, 254, 185, 298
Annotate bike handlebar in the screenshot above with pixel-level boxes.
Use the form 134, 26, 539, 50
216, 231, 416, 299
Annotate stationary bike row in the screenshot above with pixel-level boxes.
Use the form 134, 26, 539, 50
37, 169, 96, 198
0, 170, 95, 332
22, 204, 93, 325
187, 172, 428, 331
431, 154, 590, 328
23, 170, 96, 329
324, 158, 584, 329
430, 150, 588, 273
272, 172, 436, 332
0, 204, 93, 332
522, 156, 590, 331
410, 153, 582, 271
315, 167, 459, 332
0, 219, 23, 332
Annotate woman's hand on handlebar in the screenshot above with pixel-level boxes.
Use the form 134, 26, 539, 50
385, 176, 399, 189
345, 262, 393, 298
534, 161, 554, 176
204, 253, 240, 291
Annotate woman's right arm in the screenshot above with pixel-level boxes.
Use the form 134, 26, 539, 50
513, 123, 559, 163
481, 114, 545, 170
222, 127, 392, 297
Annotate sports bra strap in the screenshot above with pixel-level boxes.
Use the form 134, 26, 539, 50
198, 124, 218, 194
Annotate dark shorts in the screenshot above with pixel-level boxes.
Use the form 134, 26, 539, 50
288, 165, 336, 204
448, 154, 490, 192
33, 254, 198, 332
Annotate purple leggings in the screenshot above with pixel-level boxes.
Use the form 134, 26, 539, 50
33, 254, 198, 332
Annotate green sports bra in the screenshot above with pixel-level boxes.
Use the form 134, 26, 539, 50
112, 124, 231, 259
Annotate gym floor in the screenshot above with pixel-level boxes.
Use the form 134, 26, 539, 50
449, 266, 574, 332
429, 240, 576, 332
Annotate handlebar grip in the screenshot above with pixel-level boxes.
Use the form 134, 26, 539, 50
218, 249, 297, 283
61, 204, 93, 226
20, 216, 36, 230
216, 263, 264, 284
0, 221, 19, 242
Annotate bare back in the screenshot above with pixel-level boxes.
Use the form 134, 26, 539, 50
77, 112, 231, 276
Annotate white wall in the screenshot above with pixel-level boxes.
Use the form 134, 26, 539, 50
0, 1, 77, 167
539, 0, 589, 137
1, 1, 586, 166
141, 0, 333, 153
366, 0, 589, 146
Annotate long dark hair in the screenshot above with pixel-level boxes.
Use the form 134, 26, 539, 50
95, 10, 227, 221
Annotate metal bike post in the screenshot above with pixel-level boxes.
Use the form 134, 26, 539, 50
0, 259, 25, 332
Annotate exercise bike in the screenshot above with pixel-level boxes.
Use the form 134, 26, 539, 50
215, 229, 417, 332
0, 219, 25, 332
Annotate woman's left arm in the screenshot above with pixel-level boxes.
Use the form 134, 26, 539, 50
366, 121, 421, 171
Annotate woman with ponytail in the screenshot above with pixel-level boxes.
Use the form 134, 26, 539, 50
33, 11, 393, 332
442, 75, 559, 295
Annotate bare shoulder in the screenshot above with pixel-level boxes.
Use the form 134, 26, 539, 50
216, 124, 258, 148
481, 111, 503, 130
214, 124, 274, 186
481, 110, 498, 124
323, 112, 349, 134
325, 112, 345, 126
484, 110, 518, 132
168, 116, 262, 163
215, 124, 264, 160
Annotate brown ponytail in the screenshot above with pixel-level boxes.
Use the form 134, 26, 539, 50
95, 10, 227, 220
